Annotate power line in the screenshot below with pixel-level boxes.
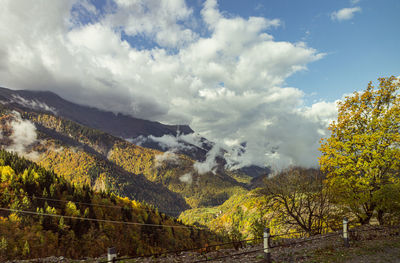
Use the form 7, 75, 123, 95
1, 191, 186, 215
100, 237, 264, 262
272, 231, 340, 249
192, 224, 400, 262
271, 229, 307, 238
194, 248, 265, 262
102, 224, 347, 262
271, 223, 343, 238
0, 207, 208, 230
194, 232, 342, 262
103, 222, 400, 262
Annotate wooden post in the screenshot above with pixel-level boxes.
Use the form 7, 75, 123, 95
107, 247, 117, 262
264, 228, 271, 263
343, 217, 349, 247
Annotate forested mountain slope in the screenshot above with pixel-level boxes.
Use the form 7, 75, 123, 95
0, 102, 248, 213
0, 87, 269, 176
0, 150, 214, 260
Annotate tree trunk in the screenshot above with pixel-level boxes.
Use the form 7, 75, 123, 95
359, 211, 373, 225
377, 209, 385, 225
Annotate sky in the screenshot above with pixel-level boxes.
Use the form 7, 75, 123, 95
0, 0, 399, 171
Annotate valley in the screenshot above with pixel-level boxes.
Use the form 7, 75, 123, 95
0, 75, 399, 262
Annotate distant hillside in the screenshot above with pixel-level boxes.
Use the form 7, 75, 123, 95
179, 190, 269, 240
0, 102, 248, 213
0, 111, 190, 214
0, 87, 193, 138
0, 150, 215, 260
0, 87, 270, 176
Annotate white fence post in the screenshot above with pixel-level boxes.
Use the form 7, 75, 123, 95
264, 227, 271, 263
107, 247, 117, 262
343, 217, 349, 247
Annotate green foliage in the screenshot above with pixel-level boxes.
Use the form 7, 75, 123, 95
0, 150, 216, 260
37, 140, 190, 214
181, 168, 341, 240
320, 76, 400, 225
179, 190, 269, 240
109, 141, 247, 208
23, 109, 247, 210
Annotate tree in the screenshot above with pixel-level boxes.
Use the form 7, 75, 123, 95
319, 76, 400, 225
259, 167, 333, 235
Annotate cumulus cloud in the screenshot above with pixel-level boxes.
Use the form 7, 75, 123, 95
0, 0, 338, 171
3, 111, 40, 160
301, 101, 338, 128
331, 7, 361, 21
109, 0, 197, 48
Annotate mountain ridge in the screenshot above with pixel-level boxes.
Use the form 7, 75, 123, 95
0, 99, 248, 213
0, 87, 270, 178
0, 87, 193, 138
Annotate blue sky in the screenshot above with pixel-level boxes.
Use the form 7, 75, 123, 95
0, 0, 398, 169
210, 0, 400, 102
84, 0, 400, 103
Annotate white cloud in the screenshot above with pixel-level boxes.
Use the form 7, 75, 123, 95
179, 173, 193, 184
9, 95, 57, 115
148, 134, 195, 151
331, 7, 361, 21
3, 111, 40, 160
154, 151, 180, 167
301, 100, 338, 128
109, 0, 197, 48
193, 144, 221, 174
350, 0, 360, 5
0, 0, 337, 170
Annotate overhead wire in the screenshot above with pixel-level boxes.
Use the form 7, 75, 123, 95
97, 222, 400, 263
99, 237, 264, 262
271, 222, 345, 238
192, 231, 342, 262
100, 223, 347, 262
0, 191, 185, 215
193, 248, 265, 262
10, 187, 400, 262
271, 229, 308, 238
190, 223, 400, 262
0, 207, 208, 230
271, 231, 341, 249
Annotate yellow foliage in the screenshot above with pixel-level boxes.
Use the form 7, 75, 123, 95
65, 202, 80, 217
0, 166, 15, 182
8, 213, 21, 223
319, 76, 400, 224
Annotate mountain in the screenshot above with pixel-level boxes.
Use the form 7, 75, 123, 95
0, 87, 218, 163
0, 91, 249, 214
0, 150, 216, 260
0, 87, 193, 138
0, 111, 190, 214
0, 87, 270, 176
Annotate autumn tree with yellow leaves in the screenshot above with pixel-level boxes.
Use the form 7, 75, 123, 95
319, 76, 400, 225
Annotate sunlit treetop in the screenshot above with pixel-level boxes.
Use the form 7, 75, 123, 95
320, 76, 400, 178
